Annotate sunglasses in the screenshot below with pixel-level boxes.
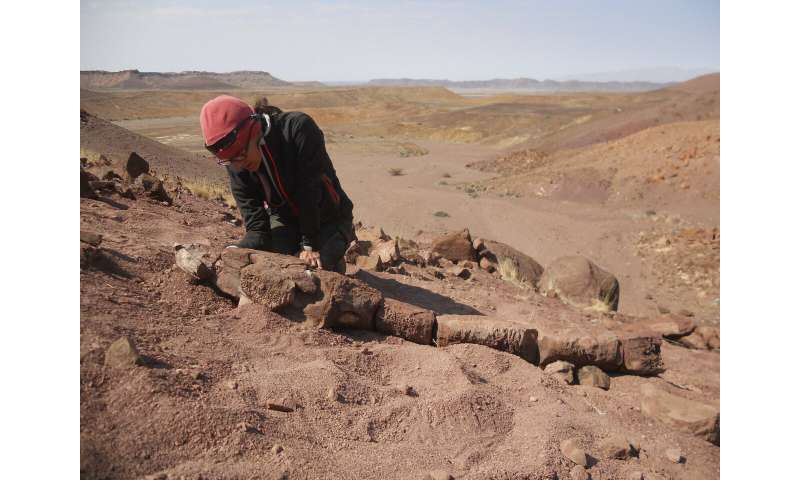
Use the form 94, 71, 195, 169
205, 114, 258, 163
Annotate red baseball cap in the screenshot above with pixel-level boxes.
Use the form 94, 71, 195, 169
200, 95, 255, 159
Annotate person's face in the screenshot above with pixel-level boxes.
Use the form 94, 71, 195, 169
227, 123, 261, 172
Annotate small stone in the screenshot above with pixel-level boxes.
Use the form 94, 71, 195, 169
665, 447, 684, 464
422, 470, 453, 480
267, 402, 294, 413
577, 366, 611, 390
80, 231, 103, 247
560, 438, 588, 466
598, 434, 632, 459
479, 257, 495, 272
327, 387, 340, 402
447, 265, 471, 279
237, 422, 253, 433
175, 248, 213, 280
361, 347, 371, 355
191, 371, 204, 380
472, 237, 485, 252
271, 444, 284, 455
544, 360, 575, 384
570, 465, 590, 480
627, 472, 644, 480
104, 336, 140, 369
397, 384, 414, 396
529, 396, 538, 402
227, 380, 238, 390
678, 308, 694, 317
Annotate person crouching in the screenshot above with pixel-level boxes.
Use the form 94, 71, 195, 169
200, 95, 355, 273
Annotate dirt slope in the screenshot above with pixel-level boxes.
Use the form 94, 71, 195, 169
80, 109, 226, 185
80, 106, 720, 479
81, 181, 720, 480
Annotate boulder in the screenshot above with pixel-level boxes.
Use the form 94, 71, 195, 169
430, 229, 476, 262
436, 314, 538, 363
375, 298, 435, 345
539, 256, 620, 312
479, 240, 543, 289
559, 438, 588, 467
123, 151, 150, 181
597, 435, 633, 459
543, 360, 574, 384
640, 384, 720, 445
577, 365, 610, 390
104, 337, 140, 368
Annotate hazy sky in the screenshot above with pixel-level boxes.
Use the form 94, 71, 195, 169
80, 0, 720, 82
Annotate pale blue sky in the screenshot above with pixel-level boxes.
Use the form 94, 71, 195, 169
80, 0, 720, 82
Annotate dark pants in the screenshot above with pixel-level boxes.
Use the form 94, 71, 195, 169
269, 214, 355, 273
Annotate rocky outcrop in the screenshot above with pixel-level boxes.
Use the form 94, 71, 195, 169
640, 384, 720, 445
539, 256, 620, 312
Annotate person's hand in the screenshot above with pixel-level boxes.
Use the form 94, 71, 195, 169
299, 249, 322, 269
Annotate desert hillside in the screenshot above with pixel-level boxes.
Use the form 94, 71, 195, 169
80, 73, 720, 479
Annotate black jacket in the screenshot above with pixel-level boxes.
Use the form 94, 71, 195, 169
227, 111, 353, 251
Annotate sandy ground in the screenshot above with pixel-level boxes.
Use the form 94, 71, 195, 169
80, 80, 720, 478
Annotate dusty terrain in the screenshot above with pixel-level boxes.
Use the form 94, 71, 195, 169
80, 75, 720, 479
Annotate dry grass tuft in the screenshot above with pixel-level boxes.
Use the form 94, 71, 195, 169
497, 257, 532, 290
183, 178, 236, 207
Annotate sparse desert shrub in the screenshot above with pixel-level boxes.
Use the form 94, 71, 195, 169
398, 143, 429, 157
184, 178, 236, 207
497, 257, 530, 290
433, 211, 450, 218
442, 172, 451, 178
388, 167, 405, 176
